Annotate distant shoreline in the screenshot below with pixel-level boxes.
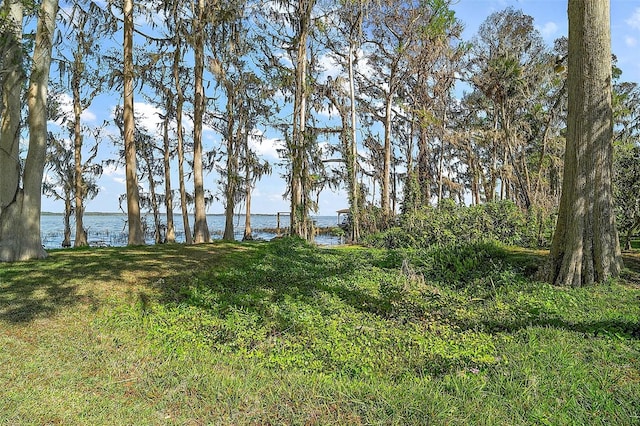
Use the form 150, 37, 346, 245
41, 212, 336, 217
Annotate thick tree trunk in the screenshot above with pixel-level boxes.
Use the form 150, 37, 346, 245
545, 0, 622, 286
192, 0, 210, 244
123, 0, 144, 245
0, 1, 23, 216
0, 0, 58, 261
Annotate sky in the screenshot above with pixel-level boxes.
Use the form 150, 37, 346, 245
41, 0, 640, 217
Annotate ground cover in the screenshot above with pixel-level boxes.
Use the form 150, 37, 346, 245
1, 239, 639, 425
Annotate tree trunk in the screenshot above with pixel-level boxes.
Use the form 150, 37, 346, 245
545, 0, 622, 286
192, 0, 210, 244
173, 43, 192, 244
162, 109, 176, 243
142, 145, 162, 244
381, 94, 392, 216
72, 63, 88, 247
62, 190, 72, 247
0, 1, 23, 217
290, 3, 312, 240
243, 158, 253, 241
223, 90, 237, 241
0, 0, 58, 261
123, 0, 145, 245
417, 125, 431, 206
347, 41, 360, 243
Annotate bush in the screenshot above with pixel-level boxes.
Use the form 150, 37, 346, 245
364, 200, 553, 249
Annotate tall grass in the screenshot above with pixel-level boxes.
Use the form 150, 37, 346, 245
1, 238, 638, 424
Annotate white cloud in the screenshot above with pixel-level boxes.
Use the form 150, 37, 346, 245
52, 93, 98, 124
625, 36, 638, 47
102, 162, 126, 186
539, 22, 558, 39
626, 8, 640, 30
133, 102, 164, 133
249, 130, 283, 160
318, 54, 342, 83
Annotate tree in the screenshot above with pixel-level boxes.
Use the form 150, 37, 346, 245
122, 0, 145, 245
613, 80, 640, 250
0, 1, 24, 224
257, 0, 324, 240
190, 0, 212, 244
466, 7, 553, 209
44, 134, 75, 247
0, 0, 59, 262
322, 0, 369, 242
162, 0, 194, 244
241, 145, 271, 240
44, 132, 101, 247
56, 3, 109, 247
359, 0, 458, 218
206, 0, 277, 241
545, 0, 622, 286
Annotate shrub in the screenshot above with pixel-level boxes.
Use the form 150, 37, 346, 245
364, 200, 553, 249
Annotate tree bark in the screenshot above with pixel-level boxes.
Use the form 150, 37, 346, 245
72, 60, 88, 247
123, 0, 145, 245
0, 0, 23, 217
381, 94, 392, 216
173, 43, 193, 244
192, 0, 210, 244
223, 89, 238, 241
290, 0, 313, 240
243, 157, 253, 241
1, 0, 58, 261
545, 0, 622, 286
162, 108, 176, 243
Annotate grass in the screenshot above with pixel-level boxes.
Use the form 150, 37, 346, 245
1, 238, 639, 425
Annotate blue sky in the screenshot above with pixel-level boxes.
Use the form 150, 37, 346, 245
41, 0, 640, 216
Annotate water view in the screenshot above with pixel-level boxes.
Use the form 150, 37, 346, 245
41, 213, 344, 249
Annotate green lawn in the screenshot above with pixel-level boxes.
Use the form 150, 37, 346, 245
1, 238, 639, 425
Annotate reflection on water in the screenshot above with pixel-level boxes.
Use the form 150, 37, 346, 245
40, 213, 343, 249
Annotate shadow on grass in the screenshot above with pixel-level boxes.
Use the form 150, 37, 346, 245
450, 247, 640, 340
154, 238, 393, 320
0, 242, 251, 324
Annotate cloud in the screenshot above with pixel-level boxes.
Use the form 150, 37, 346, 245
626, 8, 640, 30
51, 93, 98, 124
318, 54, 342, 83
102, 162, 126, 186
249, 130, 283, 160
539, 22, 558, 39
133, 102, 164, 134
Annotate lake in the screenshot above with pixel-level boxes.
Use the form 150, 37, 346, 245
40, 213, 344, 249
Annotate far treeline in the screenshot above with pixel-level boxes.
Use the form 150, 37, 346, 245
0, 1, 635, 286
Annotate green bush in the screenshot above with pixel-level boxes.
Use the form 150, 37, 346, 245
364, 200, 553, 249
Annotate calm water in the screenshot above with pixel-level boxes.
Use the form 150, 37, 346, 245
40, 213, 343, 249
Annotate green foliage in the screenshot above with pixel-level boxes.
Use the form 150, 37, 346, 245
365, 200, 553, 249
614, 143, 640, 248
1, 241, 639, 424
146, 237, 500, 379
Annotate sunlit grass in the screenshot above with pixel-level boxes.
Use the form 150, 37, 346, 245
1, 239, 638, 424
